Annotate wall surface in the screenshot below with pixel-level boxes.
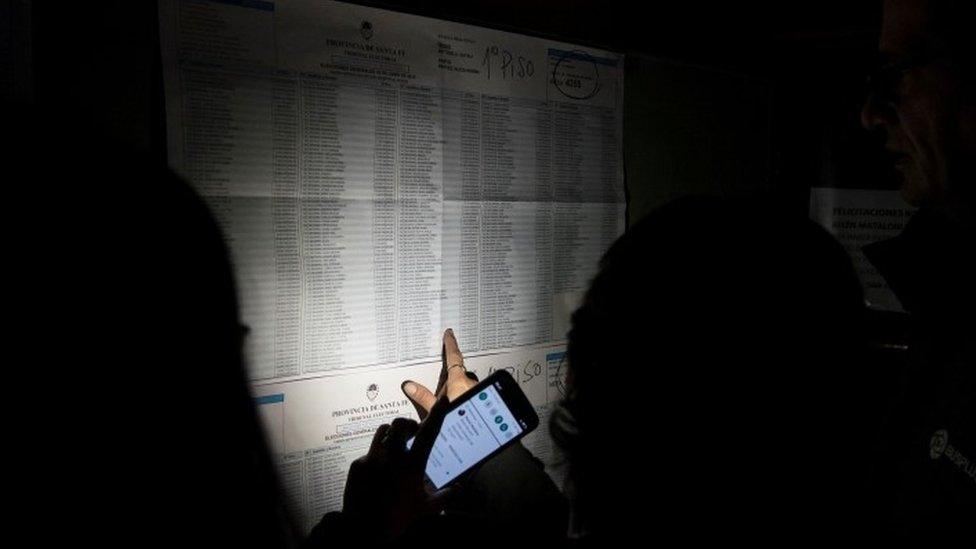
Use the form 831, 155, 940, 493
624, 55, 771, 225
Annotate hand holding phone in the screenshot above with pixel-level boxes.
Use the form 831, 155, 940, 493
341, 396, 452, 542
403, 329, 540, 491
407, 369, 539, 490
342, 329, 540, 541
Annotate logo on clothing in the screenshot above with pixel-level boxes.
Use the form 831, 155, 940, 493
366, 383, 379, 401
928, 429, 976, 485
360, 21, 374, 41
930, 429, 949, 459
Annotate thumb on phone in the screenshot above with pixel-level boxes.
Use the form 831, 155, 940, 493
409, 395, 450, 469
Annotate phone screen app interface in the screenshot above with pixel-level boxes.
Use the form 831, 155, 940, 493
415, 384, 523, 489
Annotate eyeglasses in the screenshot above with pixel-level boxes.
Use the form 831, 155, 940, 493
865, 49, 949, 106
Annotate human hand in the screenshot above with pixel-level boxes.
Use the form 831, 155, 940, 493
342, 396, 452, 542
402, 328, 477, 419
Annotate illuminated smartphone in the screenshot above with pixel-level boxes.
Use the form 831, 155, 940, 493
407, 369, 538, 491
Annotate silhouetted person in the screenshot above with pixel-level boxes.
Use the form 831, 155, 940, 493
8, 109, 299, 547
550, 197, 872, 543
860, 0, 975, 536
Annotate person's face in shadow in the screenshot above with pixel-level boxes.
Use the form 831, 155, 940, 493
861, 0, 975, 211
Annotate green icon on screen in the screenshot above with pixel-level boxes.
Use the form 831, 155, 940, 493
479, 393, 488, 400
500, 423, 509, 432
494, 415, 503, 423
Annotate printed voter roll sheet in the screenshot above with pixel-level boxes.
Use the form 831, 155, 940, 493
159, 0, 620, 532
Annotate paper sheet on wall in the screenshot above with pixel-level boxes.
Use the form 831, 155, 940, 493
158, 0, 624, 531
809, 187, 915, 312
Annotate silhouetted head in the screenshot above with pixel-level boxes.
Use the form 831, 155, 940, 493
552, 197, 869, 542
9, 111, 297, 547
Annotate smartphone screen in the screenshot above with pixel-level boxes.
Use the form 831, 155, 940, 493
407, 376, 532, 490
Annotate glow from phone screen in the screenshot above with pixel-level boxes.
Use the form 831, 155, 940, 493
407, 384, 523, 489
